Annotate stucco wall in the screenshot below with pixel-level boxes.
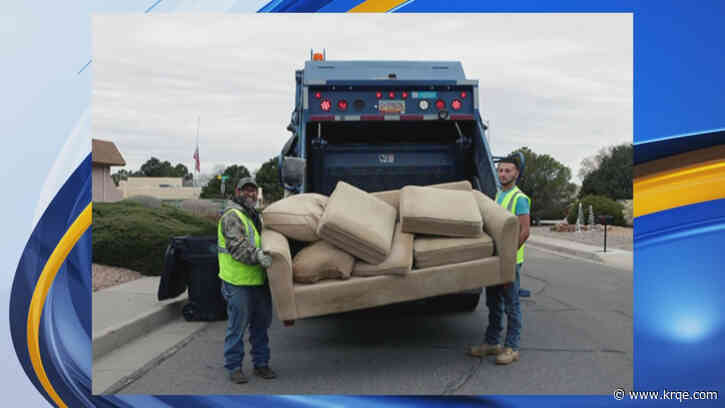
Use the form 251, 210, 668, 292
119, 177, 200, 200
92, 165, 123, 202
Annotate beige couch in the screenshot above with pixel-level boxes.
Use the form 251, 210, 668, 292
261, 188, 520, 324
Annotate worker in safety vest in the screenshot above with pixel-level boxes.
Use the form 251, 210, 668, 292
467, 155, 530, 365
218, 177, 277, 383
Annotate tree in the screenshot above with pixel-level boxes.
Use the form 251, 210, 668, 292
137, 157, 189, 177
111, 169, 132, 186
577, 147, 608, 181
200, 164, 251, 199
511, 147, 577, 223
113, 159, 191, 186
579, 143, 633, 200
255, 157, 284, 204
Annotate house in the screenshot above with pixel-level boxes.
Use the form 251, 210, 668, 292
92, 139, 126, 202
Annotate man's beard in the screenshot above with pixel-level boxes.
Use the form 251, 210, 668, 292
243, 196, 257, 208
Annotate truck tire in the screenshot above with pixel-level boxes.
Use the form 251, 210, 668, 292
433, 293, 481, 312
455, 293, 481, 312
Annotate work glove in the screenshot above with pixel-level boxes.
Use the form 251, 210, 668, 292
255, 248, 273, 268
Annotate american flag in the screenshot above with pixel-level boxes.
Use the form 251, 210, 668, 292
193, 146, 200, 172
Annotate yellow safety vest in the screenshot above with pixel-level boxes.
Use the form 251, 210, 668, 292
496, 186, 530, 264
217, 208, 265, 286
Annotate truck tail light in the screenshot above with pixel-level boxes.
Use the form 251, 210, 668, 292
460, 91, 467, 99
314, 91, 322, 99
337, 99, 348, 111
375, 91, 383, 99
435, 99, 446, 110
320, 99, 332, 112
388, 91, 396, 99
451, 99, 462, 110
401, 91, 409, 99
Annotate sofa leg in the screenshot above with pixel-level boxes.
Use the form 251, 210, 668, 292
283, 320, 295, 327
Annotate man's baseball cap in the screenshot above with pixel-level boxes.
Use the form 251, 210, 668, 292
237, 177, 258, 189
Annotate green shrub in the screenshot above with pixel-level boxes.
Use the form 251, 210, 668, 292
566, 195, 625, 226
126, 195, 163, 208
180, 199, 223, 223
92, 200, 217, 276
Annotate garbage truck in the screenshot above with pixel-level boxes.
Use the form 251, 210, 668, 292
277, 51, 504, 311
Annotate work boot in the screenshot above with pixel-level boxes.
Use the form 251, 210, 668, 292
466, 343, 502, 357
254, 366, 277, 379
495, 347, 520, 365
229, 369, 248, 384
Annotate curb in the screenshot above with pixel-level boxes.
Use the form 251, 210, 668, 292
92, 296, 187, 360
100, 319, 210, 394
526, 236, 602, 262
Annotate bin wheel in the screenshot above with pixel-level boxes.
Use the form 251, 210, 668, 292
182, 302, 198, 321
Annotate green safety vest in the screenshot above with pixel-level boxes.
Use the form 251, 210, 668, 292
217, 208, 265, 286
496, 186, 530, 264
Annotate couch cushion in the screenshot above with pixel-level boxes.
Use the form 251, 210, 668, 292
414, 233, 495, 269
399, 186, 483, 237
353, 223, 413, 277
292, 240, 355, 284
372, 180, 472, 217
262, 193, 327, 242
317, 181, 397, 264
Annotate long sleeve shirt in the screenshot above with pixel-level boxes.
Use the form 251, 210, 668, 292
220, 200, 262, 265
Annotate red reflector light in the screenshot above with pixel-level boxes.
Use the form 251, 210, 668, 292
337, 100, 348, 111
451, 99, 462, 111
435, 99, 446, 110
401, 114, 423, 121
314, 91, 322, 99
460, 91, 467, 99
375, 91, 383, 99
450, 114, 474, 121
310, 115, 335, 121
361, 115, 385, 121
388, 91, 395, 99
402, 91, 409, 99
320, 99, 332, 112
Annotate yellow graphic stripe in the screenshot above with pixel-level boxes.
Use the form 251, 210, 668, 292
349, 0, 409, 12
634, 160, 725, 218
27, 203, 92, 408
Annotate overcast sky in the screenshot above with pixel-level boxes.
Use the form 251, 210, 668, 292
92, 13, 631, 183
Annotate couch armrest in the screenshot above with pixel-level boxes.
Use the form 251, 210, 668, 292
473, 191, 520, 283
261, 229, 297, 321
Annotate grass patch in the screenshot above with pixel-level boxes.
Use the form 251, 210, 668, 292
92, 200, 217, 276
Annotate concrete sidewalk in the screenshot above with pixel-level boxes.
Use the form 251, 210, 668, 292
91, 234, 632, 393
92, 277, 209, 393
528, 233, 632, 271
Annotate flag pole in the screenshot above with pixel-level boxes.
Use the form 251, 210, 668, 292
195, 116, 200, 187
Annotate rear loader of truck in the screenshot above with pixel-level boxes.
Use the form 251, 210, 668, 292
278, 52, 501, 311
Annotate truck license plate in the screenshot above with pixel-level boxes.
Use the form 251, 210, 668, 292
378, 100, 405, 114
378, 154, 395, 164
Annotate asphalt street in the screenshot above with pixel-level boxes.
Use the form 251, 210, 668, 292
120, 247, 632, 395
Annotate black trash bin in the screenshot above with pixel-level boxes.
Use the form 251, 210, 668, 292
158, 235, 227, 321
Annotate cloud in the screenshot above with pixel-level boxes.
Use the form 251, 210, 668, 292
92, 13, 632, 181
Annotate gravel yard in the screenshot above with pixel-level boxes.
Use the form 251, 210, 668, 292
531, 225, 633, 251
92, 264, 143, 292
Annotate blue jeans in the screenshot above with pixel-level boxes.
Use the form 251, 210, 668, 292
485, 263, 522, 350
221, 281, 272, 372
